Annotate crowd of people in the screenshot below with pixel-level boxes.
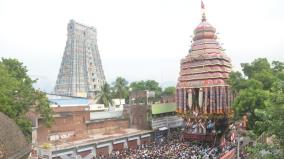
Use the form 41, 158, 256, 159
108, 142, 218, 159
93, 129, 236, 159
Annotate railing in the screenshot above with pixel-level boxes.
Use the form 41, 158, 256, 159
151, 116, 183, 129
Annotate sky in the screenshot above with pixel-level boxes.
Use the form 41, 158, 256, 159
0, 0, 283, 92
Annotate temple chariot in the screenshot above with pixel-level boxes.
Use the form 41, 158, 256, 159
176, 2, 233, 145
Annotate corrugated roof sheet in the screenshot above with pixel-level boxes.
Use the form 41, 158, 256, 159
49, 98, 89, 106
151, 103, 176, 115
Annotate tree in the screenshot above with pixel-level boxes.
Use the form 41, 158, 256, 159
255, 81, 284, 147
233, 88, 269, 130
95, 83, 113, 107
241, 58, 271, 79
34, 90, 53, 127
272, 61, 284, 73
0, 58, 53, 139
145, 80, 162, 100
130, 81, 146, 91
229, 58, 278, 128
129, 80, 162, 101
113, 77, 129, 105
229, 58, 284, 156
272, 61, 284, 81
162, 86, 176, 96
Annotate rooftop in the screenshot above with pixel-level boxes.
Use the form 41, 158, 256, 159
151, 103, 176, 115
90, 111, 123, 120
49, 98, 89, 107
40, 128, 152, 152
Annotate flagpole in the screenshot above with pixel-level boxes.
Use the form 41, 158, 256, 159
201, 0, 206, 22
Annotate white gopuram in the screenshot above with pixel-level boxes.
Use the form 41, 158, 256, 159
54, 20, 106, 98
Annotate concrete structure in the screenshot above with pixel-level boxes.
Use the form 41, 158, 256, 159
129, 90, 155, 105
126, 90, 183, 131
160, 94, 175, 104
37, 129, 152, 159
151, 103, 183, 130
110, 99, 125, 111
54, 20, 105, 98
124, 104, 151, 130
33, 95, 152, 159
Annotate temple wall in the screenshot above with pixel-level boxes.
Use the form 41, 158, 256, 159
37, 109, 128, 145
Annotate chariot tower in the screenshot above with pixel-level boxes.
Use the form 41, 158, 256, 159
176, 3, 233, 116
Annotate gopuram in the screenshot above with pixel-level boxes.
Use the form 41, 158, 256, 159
54, 20, 106, 98
176, 2, 233, 143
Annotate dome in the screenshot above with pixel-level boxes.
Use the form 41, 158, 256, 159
177, 14, 232, 89
0, 112, 30, 159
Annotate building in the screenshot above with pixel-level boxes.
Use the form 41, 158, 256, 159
109, 99, 125, 111
54, 20, 106, 98
129, 90, 155, 105
34, 95, 152, 159
125, 90, 183, 141
151, 103, 183, 131
124, 104, 152, 130
127, 90, 183, 131
176, 3, 233, 142
160, 94, 175, 103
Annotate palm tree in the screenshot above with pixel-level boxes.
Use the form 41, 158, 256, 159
95, 83, 113, 107
113, 77, 129, 105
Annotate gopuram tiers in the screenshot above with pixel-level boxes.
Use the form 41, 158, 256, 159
176, 9, 233, 117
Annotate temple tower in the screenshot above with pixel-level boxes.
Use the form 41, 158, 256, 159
176, 3, 233, 116
54, 20, 106, 98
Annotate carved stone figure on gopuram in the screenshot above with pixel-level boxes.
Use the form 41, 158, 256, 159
176, 2, 233, 140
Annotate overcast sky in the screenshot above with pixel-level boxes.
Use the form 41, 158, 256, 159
0, 0, 283, 92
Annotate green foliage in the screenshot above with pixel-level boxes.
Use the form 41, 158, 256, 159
162, 86, 176, 96
0, 58, 53, 140
129, 81, 146, 91
34, 90, 54, 127
15, 118, 32, 140
228, 71, 246, 94
130, 80, 162, 101
241, 58, 271, 79
272, 61, 284, 73
95, 83, 113, 107
245, 143, 283, 159
229, 58, 284, 152
112, 77, 129, 104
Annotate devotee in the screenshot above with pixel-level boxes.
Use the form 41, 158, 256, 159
96, 129, 236, 159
